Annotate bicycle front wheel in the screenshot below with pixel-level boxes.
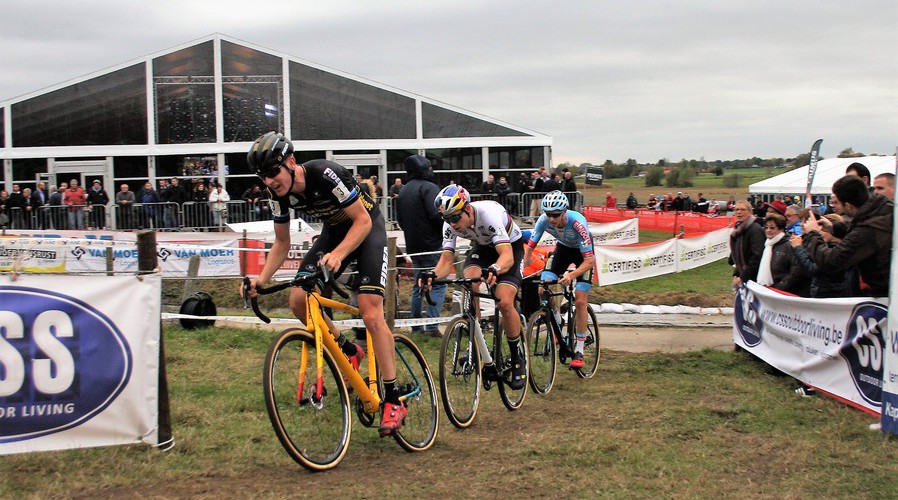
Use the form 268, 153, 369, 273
390, 334, 439, 452
573, 304, 601, 379
263, 328, 350, 472
526, 309, 557, 395
439, 317, 481, 429
496, 315, 529, 411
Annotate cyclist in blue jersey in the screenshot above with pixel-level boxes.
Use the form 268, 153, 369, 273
243, 132, 406, 437
523, 190, 597, 369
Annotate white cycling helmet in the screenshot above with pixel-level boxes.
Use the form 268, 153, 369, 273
434, 185, 470, 216
541, 190, 569, 213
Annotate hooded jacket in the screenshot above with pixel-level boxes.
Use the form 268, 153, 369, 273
396, 156, 443, 254
803, 194, 893, 297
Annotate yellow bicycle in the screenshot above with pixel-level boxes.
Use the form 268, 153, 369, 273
245, 267, 439, 471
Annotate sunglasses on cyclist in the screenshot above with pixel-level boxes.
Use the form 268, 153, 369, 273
443, 212, 464, 224
545, 211, 564, 218
257, 163, 284, 179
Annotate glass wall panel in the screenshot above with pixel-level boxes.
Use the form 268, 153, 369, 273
0, 108, 4, 147
113, 156, 149, 179
154, 41, 216, 144
11, 159, 46, 189
488, 146, 543, 169
422, 103, 529, 138
290, 62, 415, 140
221, 41, 283, 142
12, 64, 147, 147
425, 148, 484, 191
387, 149, 419, 174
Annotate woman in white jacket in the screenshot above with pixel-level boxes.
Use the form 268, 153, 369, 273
209, 184, 231, 231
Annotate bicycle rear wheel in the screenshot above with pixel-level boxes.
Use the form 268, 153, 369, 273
496, 315, 529, 411
573, 304, 601, 379
526, 309, 557, 395
263, 328, 350, 471
390, 334, 439, 452
439, 317, 481, 429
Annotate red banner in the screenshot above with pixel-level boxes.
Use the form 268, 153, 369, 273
583, 206, 734, 236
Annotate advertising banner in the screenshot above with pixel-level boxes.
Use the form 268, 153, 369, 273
531, 218, 639, 247
0, 274, 161, 455
0, 238, 67, 273
676, 227, 732, 271
733, 281, 886, 414
3, 239, 241, 277
595, 238, 677, 286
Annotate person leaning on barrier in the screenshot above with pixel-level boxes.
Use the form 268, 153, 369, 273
802, 175, 893, 297
729, 200, 765, 289
396, 154, 448, 337
244, 131, 408, 436
789, 212, 849, 298
756, 213, 808, 296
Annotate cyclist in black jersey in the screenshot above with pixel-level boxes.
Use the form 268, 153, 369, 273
244, 132, 406, 436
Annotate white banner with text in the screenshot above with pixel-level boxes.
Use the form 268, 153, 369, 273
733, 281, 886, 414
0, 274, 162, 455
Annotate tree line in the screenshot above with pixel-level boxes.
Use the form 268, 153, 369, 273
557, 147, 882, 189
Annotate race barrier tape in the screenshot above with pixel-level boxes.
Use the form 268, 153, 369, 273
734, 281, 888, 415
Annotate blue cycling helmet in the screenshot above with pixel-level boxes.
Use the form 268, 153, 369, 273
434, 185, 470, 216
541, 190, 569, 213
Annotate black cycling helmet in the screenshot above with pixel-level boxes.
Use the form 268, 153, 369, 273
247, 131, 294, 178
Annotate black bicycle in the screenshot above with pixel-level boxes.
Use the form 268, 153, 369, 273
426, 277, 529, 429
524, 277, 600, 395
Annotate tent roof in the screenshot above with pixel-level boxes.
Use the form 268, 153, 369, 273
749, 155, 896, 195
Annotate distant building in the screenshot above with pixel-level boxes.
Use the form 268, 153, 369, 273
1, 33, 552, 217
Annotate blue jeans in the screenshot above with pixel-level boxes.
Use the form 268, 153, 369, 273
410, 253, 447, 332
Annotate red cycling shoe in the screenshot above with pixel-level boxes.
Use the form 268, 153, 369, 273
378, 402, 407, 437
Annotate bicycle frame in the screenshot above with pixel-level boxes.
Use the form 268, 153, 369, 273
459, 283, 497, 367
302, 292, 380, 414
536, 280, 578, 359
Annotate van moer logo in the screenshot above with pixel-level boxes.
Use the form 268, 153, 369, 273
0, 286, 132, 443
70, 246, 86, 260
839, 302, 887, 405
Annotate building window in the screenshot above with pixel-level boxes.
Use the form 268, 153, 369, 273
154, 41, 216, 144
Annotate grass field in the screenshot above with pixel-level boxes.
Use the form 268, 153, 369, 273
581, 167, 789, 206
4, 325, 896, 498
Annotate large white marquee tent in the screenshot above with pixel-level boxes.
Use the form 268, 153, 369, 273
749, 155, 896, 201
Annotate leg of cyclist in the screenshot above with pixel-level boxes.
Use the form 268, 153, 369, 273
570, 287, 590, 369
289, 287, 363, 364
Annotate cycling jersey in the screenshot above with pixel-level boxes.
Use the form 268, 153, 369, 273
440, 200, 522, 252
269, 159, 386, 296
529, 210, 595, 291
527, 210, 595, 260
269, 159, 380, 226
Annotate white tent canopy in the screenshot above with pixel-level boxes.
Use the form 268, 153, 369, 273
749, 155, 896, 198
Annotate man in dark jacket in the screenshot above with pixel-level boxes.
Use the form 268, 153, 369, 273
396, 155, 447, 336
802, 175, 893, 297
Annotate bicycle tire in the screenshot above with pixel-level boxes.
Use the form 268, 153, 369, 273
438, 317, 481, 429
526, 309, 557, 395
574, 304, 601, 379
496, 314, 529, 411
263, 328, 350, 471
390, 334, 440, 452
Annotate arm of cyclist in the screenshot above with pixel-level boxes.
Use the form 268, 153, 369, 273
559, 254, 595, 287
319, 199, 372, 273
246, 221, 292, 298
420, 250, 456, 290
483, 243, 514, 286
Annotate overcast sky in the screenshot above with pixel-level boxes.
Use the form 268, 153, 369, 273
1, 0, 895, 165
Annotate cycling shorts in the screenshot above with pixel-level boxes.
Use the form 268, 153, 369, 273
464, 239, 525, 291
298, 213, 388, 296
541, 244, 594, 292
